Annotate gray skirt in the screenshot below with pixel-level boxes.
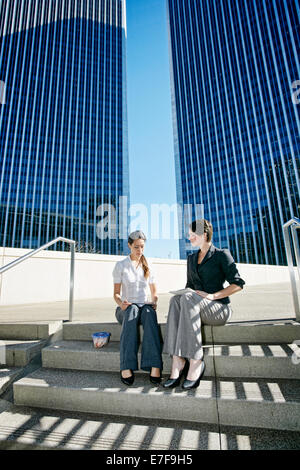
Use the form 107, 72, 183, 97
163, 291, 232, 361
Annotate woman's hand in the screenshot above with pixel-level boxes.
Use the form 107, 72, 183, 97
150, 296, 158, 310
195, 290, 215, 300
150, 284, 158, 310
196, 284, 242, 301
120, 300, 132, 311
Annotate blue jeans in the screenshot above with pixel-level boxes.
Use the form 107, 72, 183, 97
115, 304, 163, 372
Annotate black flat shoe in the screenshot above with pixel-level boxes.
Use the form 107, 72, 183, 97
149, 374, 162, 385
182, 361, 206, 390
120, 370, 135, 386
162, 361, 188, 389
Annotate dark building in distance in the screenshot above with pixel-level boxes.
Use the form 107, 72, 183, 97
0, 0, 129, 254
167, 0, 300, 264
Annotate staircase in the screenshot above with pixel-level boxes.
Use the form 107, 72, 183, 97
0, 322, 62, 397
11, 320, 300, 436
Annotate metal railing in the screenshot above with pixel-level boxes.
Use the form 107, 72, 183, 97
0, 237, 75, 322
283, 217, 300, 322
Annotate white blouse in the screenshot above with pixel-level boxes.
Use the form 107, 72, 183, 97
112, 256, 156, 305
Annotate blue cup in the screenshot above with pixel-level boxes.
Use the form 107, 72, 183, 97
92, 331, 111, 349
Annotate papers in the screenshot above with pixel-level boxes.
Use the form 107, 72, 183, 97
131, 302, 155, 307
169, 288, 195, 295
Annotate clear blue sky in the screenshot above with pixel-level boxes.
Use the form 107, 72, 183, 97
126, 0, 180, 259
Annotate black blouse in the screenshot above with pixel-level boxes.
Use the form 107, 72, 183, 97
185, 244, 245, 304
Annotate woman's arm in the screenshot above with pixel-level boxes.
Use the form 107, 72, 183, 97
149, 283, 158, 310
197, 250, 244, 300
196, 283, 242, 301
185, 255, 194, 289
113, 283, 131, 310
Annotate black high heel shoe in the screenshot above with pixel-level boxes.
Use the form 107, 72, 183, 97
120, 370, 135, 386
149, 374, 162, 385
162, 361, 189, 389
182, 361, 206, 390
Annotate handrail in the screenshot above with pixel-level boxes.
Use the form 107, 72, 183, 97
0, 237, 75, 322
283, 217, 300, 322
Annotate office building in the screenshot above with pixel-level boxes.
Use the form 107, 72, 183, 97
167, 0, 299, 264
0, 0, 129, 254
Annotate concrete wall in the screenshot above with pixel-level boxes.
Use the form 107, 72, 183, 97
0, 247, 297, 305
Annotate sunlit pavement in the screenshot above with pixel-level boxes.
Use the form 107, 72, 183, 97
0, 282, 297, 324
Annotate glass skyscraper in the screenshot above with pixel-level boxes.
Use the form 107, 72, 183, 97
167, 0, 300, 264
0, 0, 129, 255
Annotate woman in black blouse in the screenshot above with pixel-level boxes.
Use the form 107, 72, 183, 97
162, 219, 245, 390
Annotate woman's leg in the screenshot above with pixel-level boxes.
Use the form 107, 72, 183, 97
115, 304, 141, 373
163, 295, 187, 379
139, 305, 163, 373
178, 292, 232, 380
162, 295, 183, 356
163, 293, 205, 360
168, 355, 186, 379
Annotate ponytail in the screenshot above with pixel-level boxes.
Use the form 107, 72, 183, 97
139, 255, 150, 279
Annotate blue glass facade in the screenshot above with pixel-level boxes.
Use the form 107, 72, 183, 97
167, 0, 300, 264
0, 0, 129, 254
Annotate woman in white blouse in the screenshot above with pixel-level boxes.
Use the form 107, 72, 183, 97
113, 230, 163, 386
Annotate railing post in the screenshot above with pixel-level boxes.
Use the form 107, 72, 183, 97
283, 218, 300, 322
291, 225, 300, 283
0, 236, 76, 323
69, 242, 75, 322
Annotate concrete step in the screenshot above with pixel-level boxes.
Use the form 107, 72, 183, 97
212, 343, 300, 379
0, 321, 62, 340
0, 402, 300, 450
13, 368, 300, 432
0, 403, 221, 450
42, 340, 300, 380
0, 367, 23, 396
62, 320, 300, 345
1, 339, 47, 367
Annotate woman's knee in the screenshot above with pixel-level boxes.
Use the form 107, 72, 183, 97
123, 304, 140, 322
115, 307, 124, 325
166, 295, 183, 323
168, 295, 181, 315
140, 304, 157, 322
170, 294, 181, 305
179, 291, 194, 306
